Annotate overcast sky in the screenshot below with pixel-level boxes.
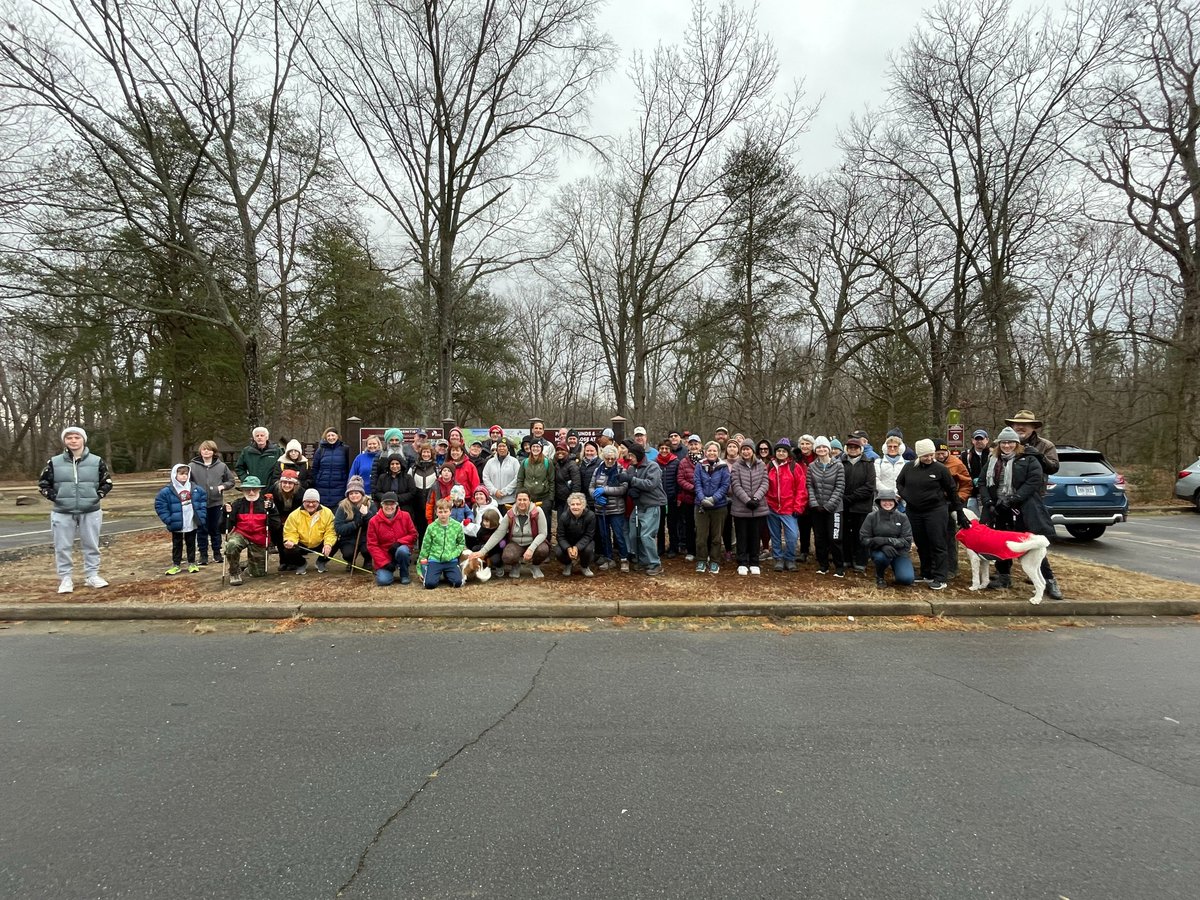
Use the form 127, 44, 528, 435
589, 0, 1041, 175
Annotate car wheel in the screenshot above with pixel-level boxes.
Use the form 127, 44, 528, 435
1065, 524, 1106, 541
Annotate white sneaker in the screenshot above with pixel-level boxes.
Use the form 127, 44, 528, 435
749, 566, 761, 575
737, 565, 749, 576
58, 576, 74, 594
85, 575, 109, 588
685, 554, 695, 562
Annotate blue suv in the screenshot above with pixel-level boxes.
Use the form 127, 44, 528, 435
1044, 446, 1128, 541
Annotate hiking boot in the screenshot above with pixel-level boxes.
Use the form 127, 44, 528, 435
85, 575, 108, 589
1045, 578, 1063, 601
531, 566, 545, 579
737, 565, 749, 576
581, 566, 594, 578
619, 560, 630, 573
986, 574, 1012, 590
749, 566, 761, 575
58, 576, 74, 594
696, 560, 708, 573
165, 565, 181, 576
562, 564, 573, 577
784, 560, 796, 571
645, 565, 664, 577
773, 561, 785, 572
229, 569, 243, 586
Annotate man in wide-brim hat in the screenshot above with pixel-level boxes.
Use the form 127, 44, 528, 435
1004, 409, 1044, 429
998, 408, 1064, 601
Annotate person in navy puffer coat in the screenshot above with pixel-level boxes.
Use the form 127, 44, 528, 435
312, 427, 351, 508
154, 464, 208, 574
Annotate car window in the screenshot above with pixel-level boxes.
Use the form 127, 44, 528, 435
1055, 458, 1114, 477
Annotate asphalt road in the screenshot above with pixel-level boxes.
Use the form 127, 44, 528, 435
0, 516, 160, 553
2, 627, 1197, 899
1053, 513, 1200, 585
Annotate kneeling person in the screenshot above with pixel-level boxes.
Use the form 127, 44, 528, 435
859, 489, 915, 588
224, 476, 270, 584
556, 492, 596, 577
282, 489, 336, 575
420, 498, 466, 589
469, 490, 550, 579
367, 492, 418, 585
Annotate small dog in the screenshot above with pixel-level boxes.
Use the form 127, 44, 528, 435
460, 552, 492, 583
956, 508, 1051, 604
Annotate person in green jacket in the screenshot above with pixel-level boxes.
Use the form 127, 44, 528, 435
419, 498, 465, 589
235, 426, 276, 486
515, 440, 555, 513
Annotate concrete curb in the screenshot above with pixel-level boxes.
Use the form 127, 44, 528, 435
2, 598, 1198, 621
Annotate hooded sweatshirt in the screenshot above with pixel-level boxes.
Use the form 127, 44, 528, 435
155, 465, 207, 532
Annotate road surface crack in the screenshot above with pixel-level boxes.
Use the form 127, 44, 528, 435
918, 666, 1199, 789
336, 640, 559, 896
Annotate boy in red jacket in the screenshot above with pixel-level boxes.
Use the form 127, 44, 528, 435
367, 491, 418, 586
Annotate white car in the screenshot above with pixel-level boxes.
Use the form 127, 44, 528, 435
1176, 458, 1200, 511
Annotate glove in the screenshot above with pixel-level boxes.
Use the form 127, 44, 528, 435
745, 498, 759, 510
956, 511, 970, 530
592, 487, 605, 502
595, 495, 607, 508
880, 544, 899, 560
701, 497, 715, 509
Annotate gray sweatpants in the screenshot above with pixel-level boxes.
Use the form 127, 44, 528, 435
51, 510, 103, 577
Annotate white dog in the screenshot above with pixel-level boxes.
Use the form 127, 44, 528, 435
460, 552, 492, 583
956, 508, 1051, 604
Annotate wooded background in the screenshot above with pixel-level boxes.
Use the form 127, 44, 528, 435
1, 0, 1197, 473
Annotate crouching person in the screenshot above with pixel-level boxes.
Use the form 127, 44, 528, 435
556, 492, 596, 577
223, 476, 270, 584
367, 491, 418, 586
282, 489, 336, 575
334, 476, 374, 572
469, 490, 550, 579
420, 498, 466, 589
859, 489, 915, 588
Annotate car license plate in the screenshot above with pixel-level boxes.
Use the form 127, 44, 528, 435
1075, 485, 1097, 496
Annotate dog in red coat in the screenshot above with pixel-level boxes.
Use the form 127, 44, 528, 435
956, 509, 1050, 604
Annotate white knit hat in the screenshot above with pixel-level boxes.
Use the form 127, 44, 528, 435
61, 426, 87, 443
914, 439, 936, 456
303, 488, 321, 503
813, 435, 831, 450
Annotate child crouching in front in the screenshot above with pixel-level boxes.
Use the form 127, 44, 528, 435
420, 497, 466, 589
154, 463, 208, 575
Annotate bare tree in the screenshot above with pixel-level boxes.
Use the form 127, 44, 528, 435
1075, 0, 1200, 463
846, 0, 1120, 411
0, 0, 326, 426
305, 0, 614, 422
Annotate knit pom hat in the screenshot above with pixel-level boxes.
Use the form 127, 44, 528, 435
345, 475, 366, 497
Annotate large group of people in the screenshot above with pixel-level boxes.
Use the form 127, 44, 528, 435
38, 411, 1064, 599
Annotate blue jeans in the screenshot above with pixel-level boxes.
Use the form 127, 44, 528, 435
423, 559, 463, 589
374, 545, 412, 585
871, 549, 915, 585
597, 513, 628, 561
628, 506, 661, 567
767, 512, 798, 561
